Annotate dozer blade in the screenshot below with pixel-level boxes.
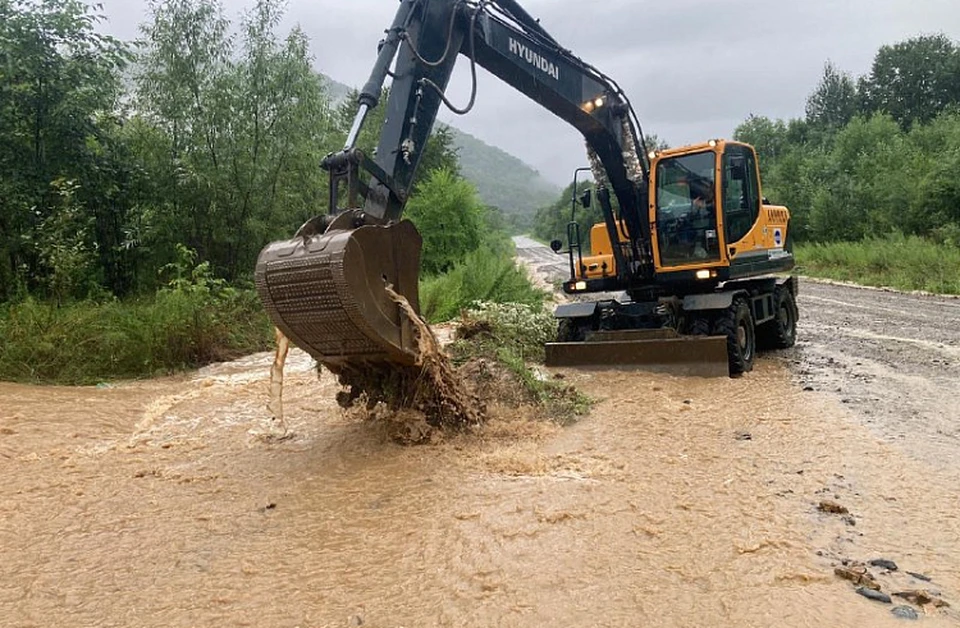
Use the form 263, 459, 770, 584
255, 218, 422, 371
545, 329, 730, 377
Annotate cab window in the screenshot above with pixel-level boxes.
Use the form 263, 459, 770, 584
722, 145, 760, 244
655, 151, 721, 267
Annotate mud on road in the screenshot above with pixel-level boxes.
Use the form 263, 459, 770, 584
516, 236, 960, 480
789, 280, 960, 478
0, 240, 958, 627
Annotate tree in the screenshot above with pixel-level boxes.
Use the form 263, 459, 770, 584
806, 61, 858, 130
405, 168, 484, 275
0, 0, 131, 300
135, 0, 333, 281
734, 115, 788, 164
858, 34, 960, 128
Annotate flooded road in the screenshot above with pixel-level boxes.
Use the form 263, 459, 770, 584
1, 241, 958, 626
2, 352, 958, 626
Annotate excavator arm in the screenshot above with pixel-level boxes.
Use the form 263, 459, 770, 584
255, 0, 652, 372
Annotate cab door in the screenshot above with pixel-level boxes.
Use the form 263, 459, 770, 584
721, 145, 761, 248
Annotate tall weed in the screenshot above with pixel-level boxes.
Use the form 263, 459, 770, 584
419, 248, 546, 323
0, 250, 273, 384
796, 233, 960, 294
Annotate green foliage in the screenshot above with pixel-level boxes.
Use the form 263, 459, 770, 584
134, 0, 333, 282
452, 301, 555, 362
731, 33, 960, 250
419, 247, 546, 323
796, 234, 960, 294
858, 34, 960, 128
0, 0, 131, 301
406, 168, 486, 275
806, 61, 858, 131
0, 282, 272, 385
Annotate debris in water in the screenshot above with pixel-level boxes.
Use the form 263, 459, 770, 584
893, 590, 950, 608
818, 500, 849, 514
857, 587, 892, 604
835, 564, 880, 590
334, 286, 485, 437
870, 558, 899, 571
891, 606, 919, 620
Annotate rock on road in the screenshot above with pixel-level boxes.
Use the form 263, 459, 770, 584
514, 235, 960, 478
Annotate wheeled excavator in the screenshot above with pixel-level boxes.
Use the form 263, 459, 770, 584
255, 0, 799, 379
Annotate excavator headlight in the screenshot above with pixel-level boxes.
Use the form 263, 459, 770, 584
594, 97, 605, 108
582, 101, 595, 113
708, 139, 718, 148
574, 281, 587, 291
696, 270, 711, 280
648, 151, 657, 161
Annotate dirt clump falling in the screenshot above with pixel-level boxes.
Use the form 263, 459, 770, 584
334, 286, 486, 436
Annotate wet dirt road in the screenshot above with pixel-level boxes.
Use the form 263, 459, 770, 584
515, 236, 960, 480
0, 242, 958, 626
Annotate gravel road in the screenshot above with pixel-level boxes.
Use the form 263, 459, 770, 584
514, 236, 960, 476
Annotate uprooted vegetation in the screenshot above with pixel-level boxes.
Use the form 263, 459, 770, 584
333, 300, 592, 443
450, 302, 593, 423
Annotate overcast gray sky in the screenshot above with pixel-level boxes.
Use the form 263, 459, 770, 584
99, 0, 960, 185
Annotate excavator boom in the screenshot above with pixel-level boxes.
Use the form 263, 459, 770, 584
255, 0, 654, 373
255, 0, 793, 378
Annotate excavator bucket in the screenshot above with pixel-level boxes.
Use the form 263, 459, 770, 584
544, 329, 730, 377
255, 218, 423, 372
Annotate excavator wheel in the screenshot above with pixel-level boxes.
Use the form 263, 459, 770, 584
757, 285, 798, 350
688, 315, 713, 336
712, 296, 755, 376
255, 214, 423, 372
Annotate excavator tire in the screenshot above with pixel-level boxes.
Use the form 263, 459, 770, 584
254, 218, 423, 372
757, 285, 798, 350
688, 315, 713, 336
712, 296, 755, 376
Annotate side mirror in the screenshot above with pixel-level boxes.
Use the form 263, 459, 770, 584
550, 239, 564, 253
580, 189, 592, 209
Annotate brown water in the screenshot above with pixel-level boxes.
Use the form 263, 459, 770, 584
1, 354, 957, 627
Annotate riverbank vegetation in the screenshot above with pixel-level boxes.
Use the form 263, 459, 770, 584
0, 0, 544, 384
796, 235, 960, 295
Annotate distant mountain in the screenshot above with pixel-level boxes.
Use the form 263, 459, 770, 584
321, 74, 560, 218
322, 74, 353, 104
441, 125, 560, 217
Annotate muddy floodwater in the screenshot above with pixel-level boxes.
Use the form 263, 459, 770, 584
2, 345, 958, 626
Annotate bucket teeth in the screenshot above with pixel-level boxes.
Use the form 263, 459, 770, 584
255, 220, 422, 371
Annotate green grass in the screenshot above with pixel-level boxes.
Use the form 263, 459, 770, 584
419, 247, 547, 323
796, 234, 960, 295
0, 289, 273, 385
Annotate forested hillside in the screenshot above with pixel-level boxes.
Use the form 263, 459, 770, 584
442, 125, 560, 225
